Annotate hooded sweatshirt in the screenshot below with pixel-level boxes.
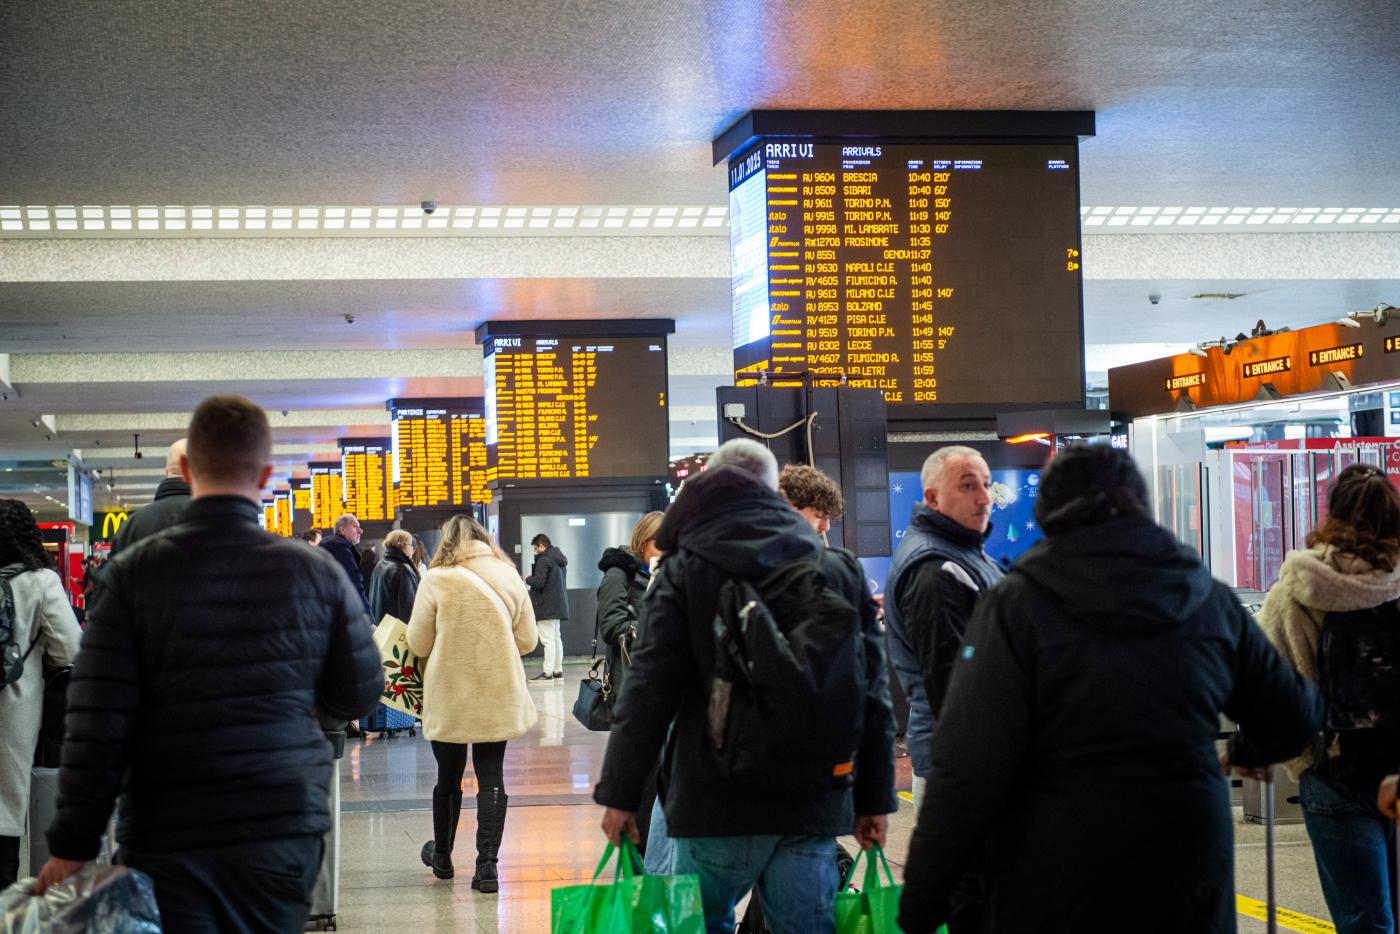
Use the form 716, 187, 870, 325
898, 515, 1321, 934
1258, 544, 1400, 780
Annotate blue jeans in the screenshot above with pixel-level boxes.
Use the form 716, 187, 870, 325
672, 835, 838, 934
1300, 769, 1397, 934
643, 796, 673, 875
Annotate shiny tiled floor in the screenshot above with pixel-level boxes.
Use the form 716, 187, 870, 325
333, 663, 1334, 932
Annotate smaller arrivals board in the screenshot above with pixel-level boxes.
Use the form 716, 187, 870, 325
388, 398, 492, 507
262, 501, 275, 532
340, 439, 394, 522
292, 480, 312, 516
310, 462, 343, 530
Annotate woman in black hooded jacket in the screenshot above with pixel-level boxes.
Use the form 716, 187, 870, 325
898, 444, 1322, 934
596, 511, 664, 713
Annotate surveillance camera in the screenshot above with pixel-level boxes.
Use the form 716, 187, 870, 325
1149, 294, 1161, 305
281, 409, 289, 417
344, 314, 356, 325
45, 433, 52, 441
421, 200, 438, 215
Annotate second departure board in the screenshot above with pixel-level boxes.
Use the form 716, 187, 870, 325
728, 140, 1084, 407
274, 493, 292, 537
341, 439, 394, 522
482, 335, 669, 480
310, 462, 343, 530
389, 399, 493, 507
293, 482, 312, 516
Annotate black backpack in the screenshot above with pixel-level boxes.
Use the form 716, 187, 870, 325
1316, 601, 1400, 734
1, 567, 41, 688
707, 551, 867, 790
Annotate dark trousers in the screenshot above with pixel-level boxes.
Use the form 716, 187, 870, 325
0, 835, 18, 890
119, 835, 323, 934
431, 740, 506, 792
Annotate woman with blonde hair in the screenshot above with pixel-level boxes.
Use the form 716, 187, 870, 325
409, 515, 538, 892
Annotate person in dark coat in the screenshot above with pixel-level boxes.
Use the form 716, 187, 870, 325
898, 444, 1323, 934
370, 529, 419, 625
596, 512, 664, 851
109, 439, 191, 556
596, 512, 663, 703
34, 396, 383, 933
524, 534, 569, 680
596, 439, 896, 934
320, 513, 370, 614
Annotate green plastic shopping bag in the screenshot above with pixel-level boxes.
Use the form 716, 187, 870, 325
834, 844, 946, 934
552, 839, 704, 934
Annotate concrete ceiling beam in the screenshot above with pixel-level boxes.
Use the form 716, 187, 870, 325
55, 408, 389, 433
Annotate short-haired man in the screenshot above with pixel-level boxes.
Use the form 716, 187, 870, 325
778, 463, 845, 538
884, 445, 1003, 931
320, 513, 370, 614
110, 438, 190, 555
596, 438, 896, 933
36, 395, 382, 932
524, 533, 569, 680
299, 528, 322, 547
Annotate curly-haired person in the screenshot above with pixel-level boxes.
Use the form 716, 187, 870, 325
778, 464, 845, 537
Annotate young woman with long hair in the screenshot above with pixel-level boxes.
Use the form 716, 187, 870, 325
408, 515, 538, 892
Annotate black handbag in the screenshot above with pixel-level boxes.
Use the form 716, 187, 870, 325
572, 657, 613, 732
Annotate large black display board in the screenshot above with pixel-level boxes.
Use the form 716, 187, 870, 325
477, 321, 674, 482
727, 138, 1085, 411
388, 398, 491, 507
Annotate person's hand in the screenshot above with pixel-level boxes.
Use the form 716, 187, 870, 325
853, 814, 888, 851
1219, 751, 1272, 782
33, 857, 86, 894
601, 807, 639, 846
1379, 775, 1400, 818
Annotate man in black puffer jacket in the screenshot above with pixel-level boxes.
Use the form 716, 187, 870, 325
110, 439, 190, 556
35, 396, 383, 933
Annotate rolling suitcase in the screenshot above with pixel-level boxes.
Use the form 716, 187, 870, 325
359, 703, 416, 738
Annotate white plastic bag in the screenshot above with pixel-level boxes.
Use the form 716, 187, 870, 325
0, 864, 160, 933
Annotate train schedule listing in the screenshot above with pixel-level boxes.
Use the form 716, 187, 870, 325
728, 141, 1085, 407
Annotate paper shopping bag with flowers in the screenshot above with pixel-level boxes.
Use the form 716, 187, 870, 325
373, 614, 424, 719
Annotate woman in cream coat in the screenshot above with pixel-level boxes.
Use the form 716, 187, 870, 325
0, 499, 82, 889
1258, 464, 1400, 933
409, 515, 538, 892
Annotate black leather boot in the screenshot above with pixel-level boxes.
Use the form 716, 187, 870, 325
420, 786, 457, 879
471, 787, 509, 893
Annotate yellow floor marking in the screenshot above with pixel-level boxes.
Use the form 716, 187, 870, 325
897, 790, 913, 802
1236, 894, 1335, 933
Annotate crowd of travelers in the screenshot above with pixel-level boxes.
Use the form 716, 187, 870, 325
2, 396, 1398, 933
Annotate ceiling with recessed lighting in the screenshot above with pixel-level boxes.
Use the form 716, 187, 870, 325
2, 0, 1400, 519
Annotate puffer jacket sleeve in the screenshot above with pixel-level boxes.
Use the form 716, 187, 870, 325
899, 584, 1033, 934
1223, 592, 1323, 769
317, 567, 383, 722
46, 565, 142, 861
597, 567, 634, 648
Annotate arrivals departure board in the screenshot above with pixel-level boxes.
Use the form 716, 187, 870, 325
262, 502, 275, 531
482, 335, 669, 480
310, 462, 343, 530
274, 493, 292, 537
293, 482, 311, 516
728, 140, 1084, 406
341, 439, 394, 522
389, 399, 492, 507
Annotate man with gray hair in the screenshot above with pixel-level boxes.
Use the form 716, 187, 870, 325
595, 438, 896, 933
884, 444, 1002, 931
320, 513, 370, 615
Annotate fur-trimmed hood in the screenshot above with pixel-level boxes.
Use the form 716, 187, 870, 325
1273, 545, 1400, 613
